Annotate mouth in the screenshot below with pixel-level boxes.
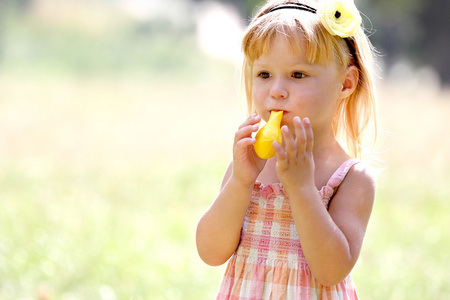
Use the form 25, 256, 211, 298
271, 110, 287, 117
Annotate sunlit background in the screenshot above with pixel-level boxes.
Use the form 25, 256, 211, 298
0, 0, 449, 299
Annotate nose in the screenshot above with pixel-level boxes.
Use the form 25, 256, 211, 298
270, 77, 288, 100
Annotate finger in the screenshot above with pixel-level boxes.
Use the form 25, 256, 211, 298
273, 140, 288, 167
235, 137, 256, 151
238, 114, 261, 130
303, 118, 314, 154
234, 123, 259, 144
281, 125, 297, 163
293, 116, 306, 153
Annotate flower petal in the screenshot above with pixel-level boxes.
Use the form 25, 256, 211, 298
318, 0, 362, 38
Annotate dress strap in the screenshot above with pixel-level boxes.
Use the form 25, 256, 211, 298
326, 159, 359, 190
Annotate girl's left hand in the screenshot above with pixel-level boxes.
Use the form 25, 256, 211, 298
273, 116, 315, 191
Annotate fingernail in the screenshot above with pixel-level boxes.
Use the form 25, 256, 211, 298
304, 117, 310, 125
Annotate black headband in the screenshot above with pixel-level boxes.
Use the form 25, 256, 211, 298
262, 2, 344, 19
262, 2, 317, 16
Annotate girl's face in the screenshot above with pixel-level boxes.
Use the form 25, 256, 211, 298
252, 35, 346, 137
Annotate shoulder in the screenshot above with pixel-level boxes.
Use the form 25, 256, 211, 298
346, 161, 377, 196
339, 161, 377, 204
329, 161, 376, 214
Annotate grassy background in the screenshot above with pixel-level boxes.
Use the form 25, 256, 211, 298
0, 2, 450, 299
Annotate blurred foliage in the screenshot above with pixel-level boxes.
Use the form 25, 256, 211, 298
0, 0, 210, 78
1, 0, 449, 82
360, 0, 450, 83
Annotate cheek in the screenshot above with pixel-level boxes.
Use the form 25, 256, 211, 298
291, 90, 338, 123
252, 82, 265, 100
306, 84, 340, 106
252, 85, 266, 111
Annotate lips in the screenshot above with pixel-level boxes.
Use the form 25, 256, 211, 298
271, 109, 288, 118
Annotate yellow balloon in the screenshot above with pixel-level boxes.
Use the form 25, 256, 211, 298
254, 111, 283, 159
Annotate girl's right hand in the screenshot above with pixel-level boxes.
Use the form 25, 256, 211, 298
231, 114, 266, 186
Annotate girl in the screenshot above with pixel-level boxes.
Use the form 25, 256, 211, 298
197, 0, 378, 298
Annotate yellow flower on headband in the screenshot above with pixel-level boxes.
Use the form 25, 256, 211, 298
318, 0, 362, 38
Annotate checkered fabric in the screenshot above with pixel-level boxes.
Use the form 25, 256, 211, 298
216, 159, 360, 300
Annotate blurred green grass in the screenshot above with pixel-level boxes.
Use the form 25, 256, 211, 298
1, 2, 450, 299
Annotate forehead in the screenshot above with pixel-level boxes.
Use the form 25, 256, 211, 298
247, 24, 306, 60
253, 35, 308, 66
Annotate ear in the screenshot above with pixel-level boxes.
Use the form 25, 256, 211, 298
340, 65, 359, 99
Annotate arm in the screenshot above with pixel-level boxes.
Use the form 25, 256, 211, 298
274, 117, 375, 286
195, 164, 254, 266
288, 164, 375, 286
196, 114, 266, 266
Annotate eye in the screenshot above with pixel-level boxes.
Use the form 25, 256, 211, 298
292, 72, 306, 79
257, 72, 271, 79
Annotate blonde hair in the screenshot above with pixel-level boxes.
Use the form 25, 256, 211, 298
241, 0, 378, 160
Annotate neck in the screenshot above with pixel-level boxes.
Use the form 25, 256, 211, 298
311, 127, 348, 163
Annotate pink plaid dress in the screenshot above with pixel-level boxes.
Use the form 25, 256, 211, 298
216, 159, 360, 300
